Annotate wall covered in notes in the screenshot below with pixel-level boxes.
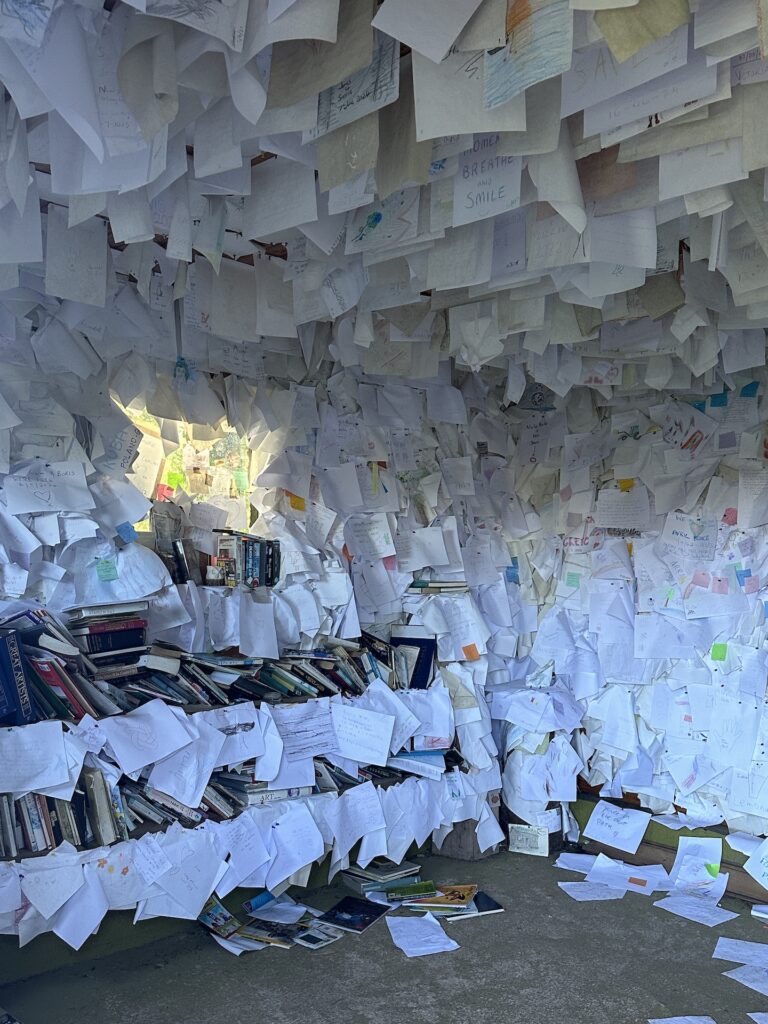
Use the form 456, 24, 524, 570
3, 0, 768, 949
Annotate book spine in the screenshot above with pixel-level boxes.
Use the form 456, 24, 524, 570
36, 795, 55, 849
83, 771, 117, 846
0, 632, 34, 725
16, 797, 35, 852
52, 798, 75, 846
245, 540, 254, 587
69, 790, 90, 844
109, 783, 130, 841
73, 618, 148, 636
248, 786, 313, 806
24, 794, 47, 851
71, 604, 148, 620
0, 795, 17, 857
97, 663, 144, 680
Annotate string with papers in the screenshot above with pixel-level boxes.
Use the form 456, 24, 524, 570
0, 0, 767, 952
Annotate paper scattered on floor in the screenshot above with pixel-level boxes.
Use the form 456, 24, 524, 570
385, 912, 460, 957
648, 1018, 717, 1024
653, 895, 738, 928
723, 965, 768, 997
712, 936, 768, 969
554, 853, 598, 874
557, 881, 625, 902
586, 853, 669, 896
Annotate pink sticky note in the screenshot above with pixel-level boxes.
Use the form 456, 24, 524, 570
745, 574, 760, 594
691, 571, 711, 588
722, 508, 738, 525
382, 555, 397, 571
711, 576, 729, 595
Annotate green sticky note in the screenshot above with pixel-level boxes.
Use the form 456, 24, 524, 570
711, 643, 727, 662
566, 571, 581, 588
705, 862, 720, 879
166, 471, 185, 490
96, 558, 118, 582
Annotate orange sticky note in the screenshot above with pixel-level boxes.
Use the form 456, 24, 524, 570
462, 643, 480, 661
286, 491, 306, 511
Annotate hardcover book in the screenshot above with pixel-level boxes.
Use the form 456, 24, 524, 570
0, 630, 36, 726
317, 896, 389, 934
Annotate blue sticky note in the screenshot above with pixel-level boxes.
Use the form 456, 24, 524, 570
736, 568, 752, 587
115, 521, 137, 543
741, 381, 759, 397
709, 392, 728, 408
691, 400, 706, 413
506, 559, 519, 585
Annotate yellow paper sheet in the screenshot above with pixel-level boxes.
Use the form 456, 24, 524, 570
595, 0, 690, 63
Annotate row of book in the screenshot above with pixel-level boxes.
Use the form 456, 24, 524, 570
151, 506, 282, 590
211, 531, 281, 589
0, 768, 118, 857
0, 597, 443, 860
0, 600, 432, 726
0, 749, 423, 858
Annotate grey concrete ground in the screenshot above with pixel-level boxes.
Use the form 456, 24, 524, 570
1, 852, 766, 1024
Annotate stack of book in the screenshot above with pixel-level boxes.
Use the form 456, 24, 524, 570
0, 608, 119, 723
341, 859, 421, 896
401, 883, 504, 922
210, 770, 315, 809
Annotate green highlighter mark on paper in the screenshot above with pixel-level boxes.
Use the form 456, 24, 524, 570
711, 643, 727, 662
705, 863, 720, 879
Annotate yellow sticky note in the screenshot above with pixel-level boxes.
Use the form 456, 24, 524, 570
618, 478, 635, 492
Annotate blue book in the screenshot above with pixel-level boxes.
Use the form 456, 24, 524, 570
0, 629, 36, 726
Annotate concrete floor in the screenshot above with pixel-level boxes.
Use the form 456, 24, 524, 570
1, 852, 766, 1024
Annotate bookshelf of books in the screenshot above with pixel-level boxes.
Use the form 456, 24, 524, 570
1, 555, 503, 952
